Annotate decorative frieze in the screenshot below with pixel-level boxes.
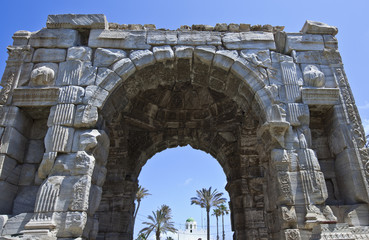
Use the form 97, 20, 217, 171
301, 88, 339, 105
12, 87, 59, 106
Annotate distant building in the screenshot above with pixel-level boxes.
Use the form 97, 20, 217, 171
177, 218, 214, 240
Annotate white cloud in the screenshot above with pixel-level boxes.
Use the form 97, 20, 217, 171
183, 178, 193, 186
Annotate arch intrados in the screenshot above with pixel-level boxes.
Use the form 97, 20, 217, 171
98, 47, 274, 124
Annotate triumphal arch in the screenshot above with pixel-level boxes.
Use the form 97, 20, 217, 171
0, 14, 368, 239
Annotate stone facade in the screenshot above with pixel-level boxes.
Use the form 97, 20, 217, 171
0, 14, 368, 239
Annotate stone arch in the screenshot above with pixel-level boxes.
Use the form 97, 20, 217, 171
87, 46, 275, 124
88, 47, 285, 239
1, 15, 368, 240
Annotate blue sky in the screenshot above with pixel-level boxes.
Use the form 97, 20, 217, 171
1, 1, 369, 239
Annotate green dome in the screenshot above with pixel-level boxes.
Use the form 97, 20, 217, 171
186, 217, 195, 222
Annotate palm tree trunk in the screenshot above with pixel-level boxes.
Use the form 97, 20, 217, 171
133, 200, 141, 226
222, 214, 225, 240
156, 229, 160, 240
216, 216, 219, 240
207, 209, 210, 240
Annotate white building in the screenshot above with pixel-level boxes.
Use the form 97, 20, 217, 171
177, 218, 214, 240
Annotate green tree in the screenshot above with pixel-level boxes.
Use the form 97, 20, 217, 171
212, 208, 221, 240
139, 204, 177, 240
134, 185, 151, 226
217, 204, 230, 240
191, 187, 226, 240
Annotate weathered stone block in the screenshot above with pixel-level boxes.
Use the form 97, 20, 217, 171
51, 151, 95, 176
29, 29, 79, 48
153, 45, 174, 62
301, 20, 338, 36
59, 86, 85, 104
0, 181, 18, 214
88, 185, 102, 215
178, 31, 221, 45
96, 67, 122, 92
88, 29, 150, 49
74, 105, 98, 128
293, 50, 323, 64
93, 48, 127, 67
175, 45, 194, 59
48, 104, 76, 127
38, 152, 57, 179
323, 35, 338, 49
92, 165, 107, 187
67, 46, 92, 62
110, 58, 136, 81
194, 46, 216, 65
72, 129, 102, 154
12, 87, 60, 107
0, 106, 32, 135
32, 48, 66, 63
79, 62, 97, 86
287, 103, 309, 126
44, 125, 74, 153
53, 175, 91, 212
47, 14, 108, 29
285, 34, 324, 53
1, 213, 33, 236
56, 60, 83, 86
0, 154, 19, 184
12, 186, 39, 215
0, 127, 27, 163
83, 85, 109, 109
54, 211, 88, 238
301, 88, 339, 105
147, 31, 178, 45
223, 31, 276, 50
213, 50, 238, 71
12, 30, 32, 46
129, 50, 156, 70
24, 140, 45, 164
328, 124, 354, 155
335, 148, 369, 203
18, 164, 37, 186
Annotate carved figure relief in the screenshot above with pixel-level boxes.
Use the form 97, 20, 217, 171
303, 65, 325, 87
30, 66, 55, 86
0, 73, 14, 105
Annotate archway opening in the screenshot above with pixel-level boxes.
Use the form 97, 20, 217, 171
133, 145, 233, 240
96, 58, 273, 239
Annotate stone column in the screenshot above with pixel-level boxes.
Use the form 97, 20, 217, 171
23, 81, 108, 239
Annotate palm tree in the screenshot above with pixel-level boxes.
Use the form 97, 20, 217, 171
134, 185, 151, 226
139, 204, 177, 240
136, 233, 147, 240
191, 187, 226, 240
212, 208, 221, 240
165, 237, 174, 240
217, 204, 230, 240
